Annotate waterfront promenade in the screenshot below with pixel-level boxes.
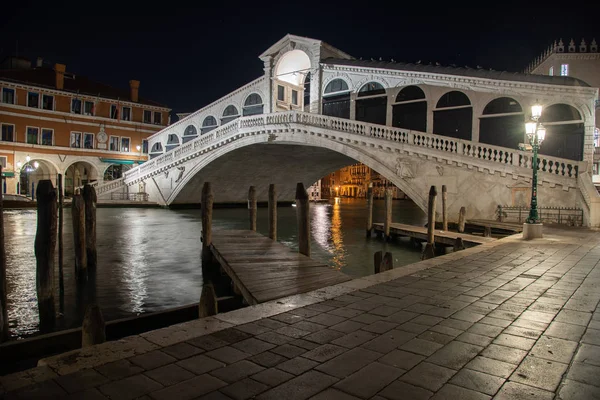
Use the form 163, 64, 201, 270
2, 226, 599, 399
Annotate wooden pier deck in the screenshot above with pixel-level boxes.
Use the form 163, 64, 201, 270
209, 230, 351, 305
466, 219, 523, 233
372, 222, 496, 246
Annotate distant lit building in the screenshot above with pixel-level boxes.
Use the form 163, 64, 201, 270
321, 163, 405, 200
0, 56, 171, 197
306, 180, 321, 200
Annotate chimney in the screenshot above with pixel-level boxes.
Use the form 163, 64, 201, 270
36, 57, 43, 68
55, 63, 66, 90
129, 80, 140, 102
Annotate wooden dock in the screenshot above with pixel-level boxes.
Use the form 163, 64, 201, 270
209, 230, 351, 305
372, 222, 495, 246
466, 219, 523, 233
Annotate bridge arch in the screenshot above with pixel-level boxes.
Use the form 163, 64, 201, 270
540, 103, 585, 161
392, 85, 427, 132
479, 97, 525, 149
433, 90, 473, 140
201, 116, 218, 134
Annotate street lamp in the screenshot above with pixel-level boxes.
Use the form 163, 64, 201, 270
523, 103, 546, 239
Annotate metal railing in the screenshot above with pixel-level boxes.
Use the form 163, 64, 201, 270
109, 192, 149, 201
496, 205, 583, 226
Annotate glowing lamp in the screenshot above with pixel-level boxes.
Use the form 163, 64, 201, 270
525, 122, 537, 135
17, 161, 22, 168
26, 155, 31, 162
531, 103, 543, 119
536, 125, 546, 143
33, 161, 39, 169
136, 145, 141, 151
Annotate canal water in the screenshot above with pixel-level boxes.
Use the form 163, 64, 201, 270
3, 198, 426, 339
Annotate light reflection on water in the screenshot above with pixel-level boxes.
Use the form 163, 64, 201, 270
3, 198, 425, 338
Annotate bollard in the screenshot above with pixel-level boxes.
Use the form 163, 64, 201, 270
381, 252, 393, 273
248, 186, 257, 232
201, 182, 214, 272
199, 282, 218, 318
72, 194, 87, 279
268, 184, 277, 241
295, 182, 310, 257
422, 186, 437, 260
384, 188, 392, 240
82, 304, 105, 347
35, 180, 57, 331
458, 206, 466, 233
0, 166, 7, 341
484, 226, 492, 238
442, 185, 448, 231
83, 184, 97, 269
453, 237, 466, 251
57, 174, 64, 304
366, 184, 373, 238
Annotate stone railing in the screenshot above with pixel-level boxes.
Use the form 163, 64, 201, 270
577, 172, 600, 226
96, 178, 126, 195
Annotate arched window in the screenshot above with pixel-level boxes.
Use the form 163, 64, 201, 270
392, 86, 427, 132
242, 94, 264, 116
323, 79, 351, 119
304, 71, 311, 109
433, 91, 473, 140
539, 104, 584, 161
149, 142, 163, 159
166, 134, 180, 152
183, 125, 198, 144
201, 116, 218, 134
479, 97, 524, 149
221, 105, 239, 125
356, 82, 387, 125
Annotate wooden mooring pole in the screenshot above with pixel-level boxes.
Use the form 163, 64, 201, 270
72, 194, 87, 280
0, 166, 7, 341
57, 174, 64, 304
83, 184, 97, 269
384, 188, 392, 240
458, 206, 466, 233
200, 182, 217, 317
35, 180, 57, 331
442, 185, 448, 231
268, 184, 277, 241
422, 186, 437, 260
366, 183, 373, 238
82, 304, 105, 347
248, 186, 257, 232
295, 182, 310, 257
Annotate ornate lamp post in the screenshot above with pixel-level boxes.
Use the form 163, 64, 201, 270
523, 103, 546, 239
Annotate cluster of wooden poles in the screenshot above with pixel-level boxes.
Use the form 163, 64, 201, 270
0, 168, 104, 345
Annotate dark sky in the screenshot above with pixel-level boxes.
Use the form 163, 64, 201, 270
2, 0, 599, 118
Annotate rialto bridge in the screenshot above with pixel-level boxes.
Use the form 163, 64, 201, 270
92, 35, 600, 226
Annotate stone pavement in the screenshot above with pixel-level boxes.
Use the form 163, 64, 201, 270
2, 226, 600, 399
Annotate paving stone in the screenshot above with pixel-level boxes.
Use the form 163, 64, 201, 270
289, 308, 322, 318
256, 331, 295, 345
248, 351, 288, 368
411, 315, 444, 326
256, 370, 338, 400
573, 343, 600, 366
333, 362, 404, 398
252, 368, 294, 387
400, 361, 456, 392
480, 344, 527, 365
196, 391, 233, 400
276, 357, 319, 375
219, 377, 269, 400
492, 334, 535, 351
236, 322, 273, 335
544, 321, 586, 341
385, 310, 419, 324
307, 303, 337, 313
162, 342, 204, 360
467, 323, 503, 337
99, 374, 162, 400
377, 380, 433, 400
271, 344, 307, 359
315, 347, 381, 378
291, 338, 321, 350
144, 364, 195, 386
177, 354, 226, 375
494, 381, 554, 400
557, 379, 600, 400
96, 359, 144, 380
129, 350, 177, 370
530, 336, 578, 363
362, 320, 398, 334
187, 335, 230, 351
520, 310, 556, 324
149, 374, 227, 400
303, 329, 345, 344
232, 338, 276, 355
351, 313, 384, 324
501, 325, 543, 340
465, 356, 517, 378
430, 383, 491, 400
582, 328, 600, 345
269, 313, 304, 325
331, 330, 378, 348
309, 388, 361, 399
205, 346, 251, 364
62, 388, 107, 400
418, 330, 455, 345
291, 321, 328, 333
438, 318, 473, 331
8, 380, 67, 399
451, 311, 485, 323
329, 320, 367, 334
449, 368, 505, 395
429, 324, 463, 338
397, 322, 430, 334
369, 305, 402, 317
510, 355, 568, 392
360, 329, 415, 353
378, 349, 425, 370
567, 362, 600, 387
275, 325, 312, 338
399, 338, 444, 356
427, 341, 483, 370
212, 328, 254, 344
555, 309, 592, 326
511, 318, 549, 331
55, 368, 109, 393
328, 308, 364, 319
210, 360, 265, 383
302, 344, 347, 362
456, 332, 493, 347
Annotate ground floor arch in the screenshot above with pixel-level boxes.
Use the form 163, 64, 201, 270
65, 161, 99, 196
18, 159, 58, 198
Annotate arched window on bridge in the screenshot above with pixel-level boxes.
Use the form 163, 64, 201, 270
149, 142, 163, 159
221, 105, 240, 125
243, 94, 264, 116
201, 116, 218, 134
392, 86, 427, 132
183, 125, 198, 144
166, 134, 180, 152
356, 82, 387, 125
539, 104, 584, 161
322, 78, 350, 119
433, 91, 473, 140
479, 97, 524, 149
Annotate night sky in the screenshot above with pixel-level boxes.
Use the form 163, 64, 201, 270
2, 1, 599, 118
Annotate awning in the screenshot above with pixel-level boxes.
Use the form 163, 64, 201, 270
1, 171, 15, 177
99, 159, 142, 165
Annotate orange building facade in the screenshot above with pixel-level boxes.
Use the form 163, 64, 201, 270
0, 57, 170, 197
